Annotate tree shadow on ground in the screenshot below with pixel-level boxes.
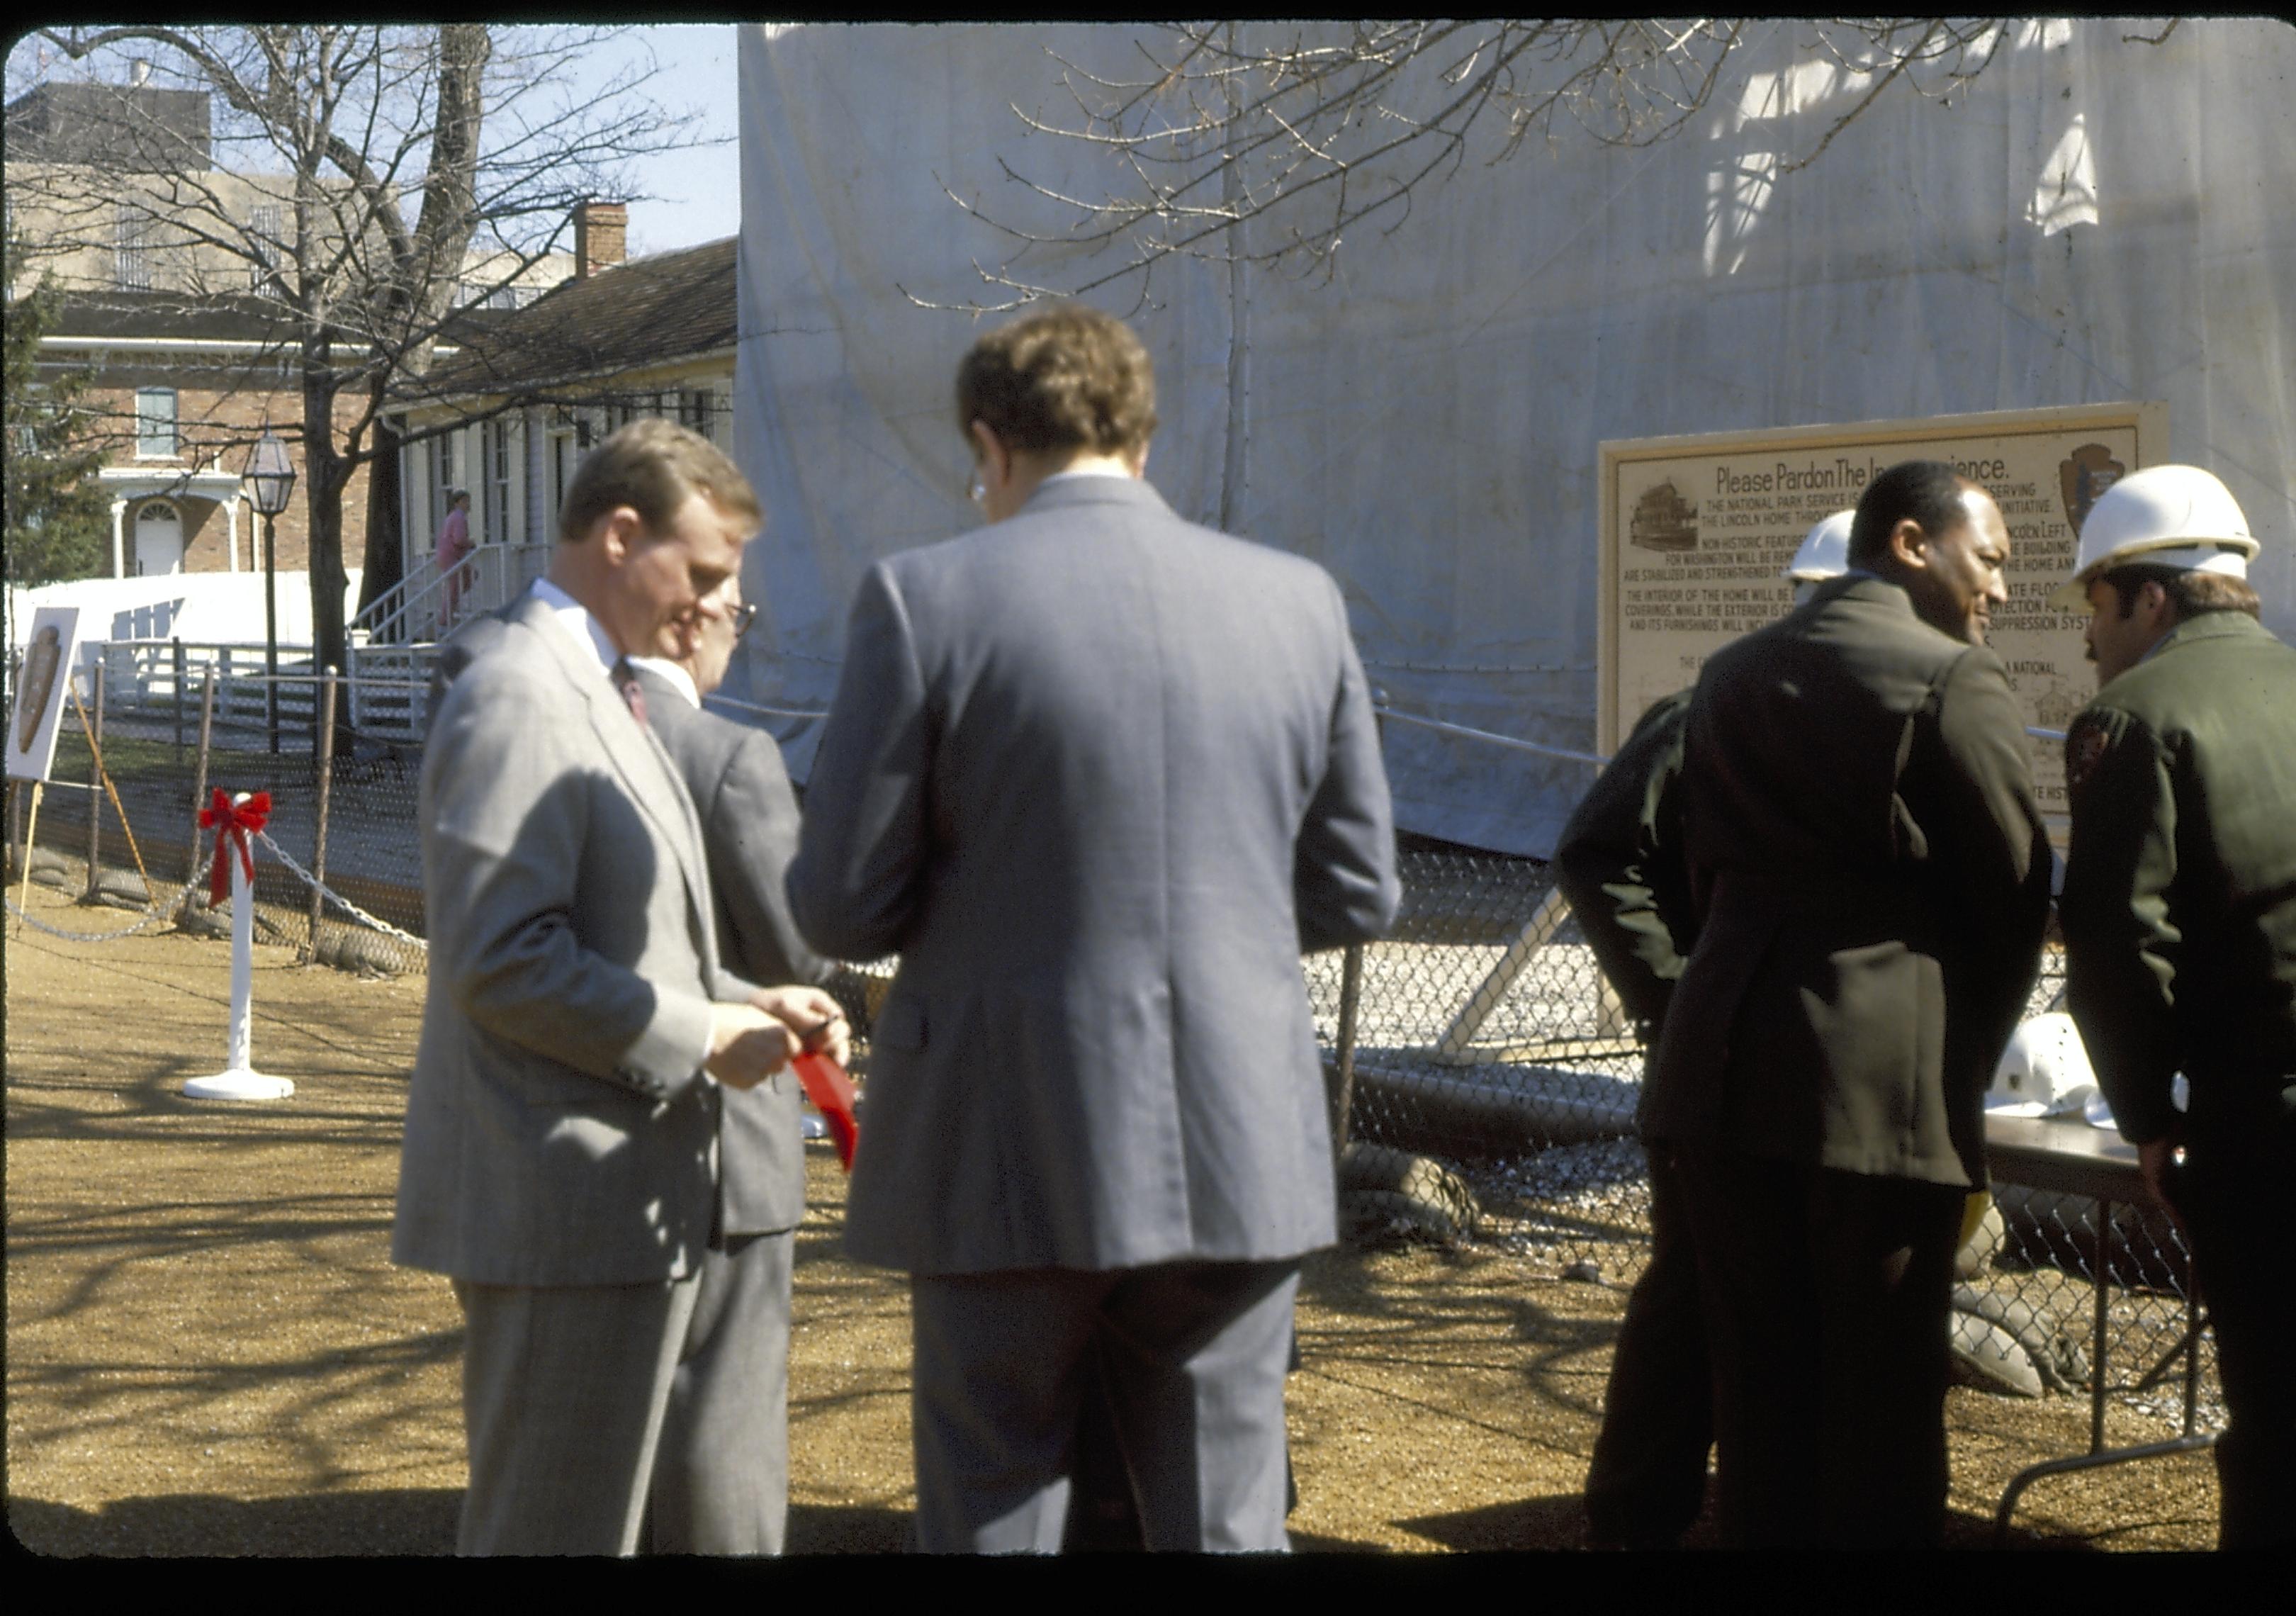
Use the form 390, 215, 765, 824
783, 1503, 908, 1554
1397, 1492, 2099, 1552
9, 1489, 462, 1556
8, 1492, 916, 1558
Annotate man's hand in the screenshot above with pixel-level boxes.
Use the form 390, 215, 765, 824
750, 984, 851, 1068
2136, 1135, 2187, 1233
705, 1002, 800, 1091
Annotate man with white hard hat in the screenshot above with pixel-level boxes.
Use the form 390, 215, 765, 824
2054, 463, 2295, 1550
1782, 508, 1854, 597
1558, 510, 1850, 1548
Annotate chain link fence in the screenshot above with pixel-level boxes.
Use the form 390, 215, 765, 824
7, 649, 2219, 1447
7, 651, 430, 974
1322, 842, 2219, 1449
4, 653, 906, 1029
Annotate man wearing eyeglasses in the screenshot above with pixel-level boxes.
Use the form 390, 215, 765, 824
624, 573, 830, 1554
400, 420, 848, 1556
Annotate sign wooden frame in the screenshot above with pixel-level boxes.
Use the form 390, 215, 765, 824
1597, 403, 2168, 821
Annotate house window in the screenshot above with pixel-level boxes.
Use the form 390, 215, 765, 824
678, 388, 717, 444
484, 417, 511, 545
248, 203, 284, 291
549, 427, 575, 534
115, 207, 155, 291
432, 430, 461, 539
135, 388, 178, 459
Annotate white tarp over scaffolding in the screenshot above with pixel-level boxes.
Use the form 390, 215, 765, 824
731, 19, 2296, 858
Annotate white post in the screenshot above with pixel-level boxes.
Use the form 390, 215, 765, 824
184, 792, 295, 1101
110, 499, 128, 579
227, 495, 241, 573
225, 836, 254, 1070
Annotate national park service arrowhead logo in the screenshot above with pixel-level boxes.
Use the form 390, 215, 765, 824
1629, 481, 1699, 553
2059, 444, 2125, 537
2064, 716, 2112, 794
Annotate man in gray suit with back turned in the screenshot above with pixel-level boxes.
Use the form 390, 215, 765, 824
396, 420, 847, 1556
789, 303, 1400, 1552
626, 573, 830, 1554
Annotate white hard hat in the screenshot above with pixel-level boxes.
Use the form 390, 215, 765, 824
1986, 1014, 2098, 1117
2048, 464, 2258, 610
1784, 510, 1855, 583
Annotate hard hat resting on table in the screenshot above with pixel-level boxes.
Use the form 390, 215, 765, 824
1986, 1013, 2098, 1118
2047, 464, 2258, 610
1783, 509, 1855, 583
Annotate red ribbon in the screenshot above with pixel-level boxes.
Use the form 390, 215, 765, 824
197, 788, 271, 905
792, 1050, 860, 1172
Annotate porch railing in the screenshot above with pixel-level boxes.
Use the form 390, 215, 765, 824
352, 543, 548, 646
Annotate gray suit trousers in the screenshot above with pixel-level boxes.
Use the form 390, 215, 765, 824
908, 1260, 1300, 1554
647, 1230, 795, 1554
454, 1276, 700, 1556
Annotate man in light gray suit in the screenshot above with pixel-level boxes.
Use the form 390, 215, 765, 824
396, 420, 848, 1556
788, 305, 1400, 1552
626, 575, 831, 1554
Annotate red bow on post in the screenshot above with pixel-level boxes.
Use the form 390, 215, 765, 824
791, 1050, 860, 1172
198, 788, 271, 906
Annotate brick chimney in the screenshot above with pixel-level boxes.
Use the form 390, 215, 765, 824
573, 200, 627, 279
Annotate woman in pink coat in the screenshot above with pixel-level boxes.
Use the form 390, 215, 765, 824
435, 488, 473, 629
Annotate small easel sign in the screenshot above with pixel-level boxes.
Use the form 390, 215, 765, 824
8, 607, 84, 926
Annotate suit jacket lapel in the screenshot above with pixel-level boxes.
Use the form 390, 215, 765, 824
512, 595, 718, 975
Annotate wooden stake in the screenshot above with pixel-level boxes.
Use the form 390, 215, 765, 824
303, 670, 338, 964
182, 669, 217, 922
83, 661, 103, 902
69, 678, 156, 909
16, 780, 43, 932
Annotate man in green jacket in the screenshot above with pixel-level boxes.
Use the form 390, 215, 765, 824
1644, 462, 2051, 1547
2052, 464, 2295, 1551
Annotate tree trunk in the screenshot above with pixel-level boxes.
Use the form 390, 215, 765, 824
357, 408, 404, 622
302, 366, 354, 746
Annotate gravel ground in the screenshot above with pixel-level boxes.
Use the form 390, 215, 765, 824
4, 880, 2220, 1555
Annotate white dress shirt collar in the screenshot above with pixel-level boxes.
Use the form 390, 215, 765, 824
1040, 465, 1134, 484
529, 577, 621, 676
623, 656, 700, 709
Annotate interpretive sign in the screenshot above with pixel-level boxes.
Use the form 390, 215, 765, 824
6, 607, 84, 782
1597, 403, 2168, 818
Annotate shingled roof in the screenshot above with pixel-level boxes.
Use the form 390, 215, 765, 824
411, 236, 736, 403
43, 288, 515, 352
44, 289, 307, 344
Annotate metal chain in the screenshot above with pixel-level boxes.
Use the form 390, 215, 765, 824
252, 829, 428, 949
8, 832, 424, 953
5, 878, 200, 943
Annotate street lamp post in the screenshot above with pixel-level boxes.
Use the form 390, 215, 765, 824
243, 435, 296, 754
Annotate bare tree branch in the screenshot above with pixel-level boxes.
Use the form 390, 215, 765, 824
906, 18, 2143, 316
12, 24, 704, 678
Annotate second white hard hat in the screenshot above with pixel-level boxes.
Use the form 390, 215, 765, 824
1986, 1013, 2098, 1118
1783, 509, 1855, 583
2047, 464, 2258, 610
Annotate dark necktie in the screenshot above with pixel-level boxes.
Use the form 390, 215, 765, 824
611, 658, 648, 727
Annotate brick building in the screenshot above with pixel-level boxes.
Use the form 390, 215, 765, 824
6, 72, 570, 585
33, 291, 368, 579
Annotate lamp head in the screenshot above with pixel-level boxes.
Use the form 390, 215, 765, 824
244, 434, 296, 518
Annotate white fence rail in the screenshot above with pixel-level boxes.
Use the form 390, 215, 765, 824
95, 639, 439, 741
